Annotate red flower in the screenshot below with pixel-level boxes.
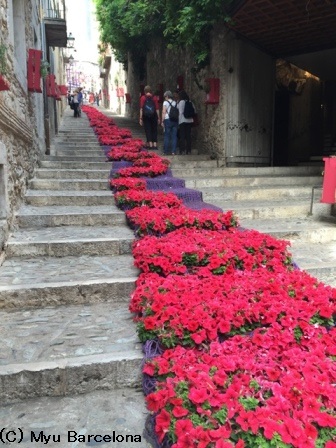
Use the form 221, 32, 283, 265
188, 387, 209, 404
155, 409, 171, 442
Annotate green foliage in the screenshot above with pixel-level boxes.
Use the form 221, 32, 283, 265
40, 60, 50, 78
93, 0, 234, 72
238, 396, 259, 411
0, 44, 6, 75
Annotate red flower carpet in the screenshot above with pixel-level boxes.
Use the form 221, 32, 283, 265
82, 105, 336, 448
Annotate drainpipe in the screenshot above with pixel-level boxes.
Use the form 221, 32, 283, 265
39, 0, 51, 155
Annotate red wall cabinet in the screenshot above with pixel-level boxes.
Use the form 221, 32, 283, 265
157, 83, 164, 103
205, 78, 220, 104
176, 75, 184, 91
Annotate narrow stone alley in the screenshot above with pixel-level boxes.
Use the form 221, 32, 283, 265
1, 105, 336, 447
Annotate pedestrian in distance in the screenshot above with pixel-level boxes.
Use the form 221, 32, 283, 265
161, 90, 179, 155
95, 93, 100, 106
177, 90, 196, 154
77, 87, 83, 117
139, 85, 160, 150
72, 89, 80, 118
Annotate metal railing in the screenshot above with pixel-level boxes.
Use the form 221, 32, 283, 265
309, 185, 323, 215
44, 0, 65, 20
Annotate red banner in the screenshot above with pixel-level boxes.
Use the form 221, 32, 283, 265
27, 49, 42, 93
46, 74, 57, 97
59, 85, 68, 95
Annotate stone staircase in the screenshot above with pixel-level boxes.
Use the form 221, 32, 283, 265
0, 109, 149, 447
1, 108, 336, 445
110, 113, 336, 286
112, 113, 336, 287
171, 162, 336, 286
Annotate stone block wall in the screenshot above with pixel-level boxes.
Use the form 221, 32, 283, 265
0, 0, 46, 252
125, 23, 275, 162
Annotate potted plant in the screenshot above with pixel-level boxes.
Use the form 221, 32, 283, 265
40, 60, 50, 78
0, 44, 10, 91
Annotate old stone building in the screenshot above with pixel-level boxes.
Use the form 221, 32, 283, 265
0, 0, 68, 255
123, 1, 336, 168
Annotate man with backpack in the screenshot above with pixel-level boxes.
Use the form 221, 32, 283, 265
161, 90, 179, 155
177, 90, 196, 154
139, 85, 160, 150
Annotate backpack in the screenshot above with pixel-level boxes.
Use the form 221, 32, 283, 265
168, 101, 179, 122
183, 100, 196, 118
142, 96, 156, 118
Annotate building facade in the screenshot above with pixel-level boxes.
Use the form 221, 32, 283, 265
0, 0, 68, 254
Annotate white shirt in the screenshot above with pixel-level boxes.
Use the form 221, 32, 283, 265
178, 100, 194, 124
163, 99, 177, 120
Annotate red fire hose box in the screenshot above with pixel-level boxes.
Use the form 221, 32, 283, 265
321, 157, 336, 203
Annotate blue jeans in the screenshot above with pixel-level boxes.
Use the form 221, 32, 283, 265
163, 119, 178, 154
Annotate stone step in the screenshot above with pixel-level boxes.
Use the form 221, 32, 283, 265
29, 179, 110, 191
240, 217, 336, 243
25, 190, 113, 206
55, 138, 100, 144
16, 205, 125, 228
5, 225, 134, 257
54, 150, 105, 157
213, 199, 311, 219
0, 302, 142, 403
0, 388, 148, 447
39, 160, 111, 169
54, 143, 101, 149
298, 161, 324, 166
200, 185, 314, 201
165, 158, 218, 168
184, 175, 322, 188
53, 145, 102, 150
0, 253, 138, 309
35, 169, 110, 179
290, 240, 336, 287
42, 155, 105, 162
172, 164, 322, 175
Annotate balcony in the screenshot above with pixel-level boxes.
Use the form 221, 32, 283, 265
44, 0, 67, 47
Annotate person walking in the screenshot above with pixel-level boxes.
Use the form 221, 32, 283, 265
161, 90, 178, 155
77, 87, 83, 117
139, 85, 160, 149
95, 93, 100, 106
177, 90, 195, 154
72, 89, 80, 118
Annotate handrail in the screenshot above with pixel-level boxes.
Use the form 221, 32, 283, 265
309, 185, 322, 215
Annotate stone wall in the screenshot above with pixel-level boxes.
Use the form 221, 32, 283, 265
0, 0, 46, 252
126, 23, 275, 163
